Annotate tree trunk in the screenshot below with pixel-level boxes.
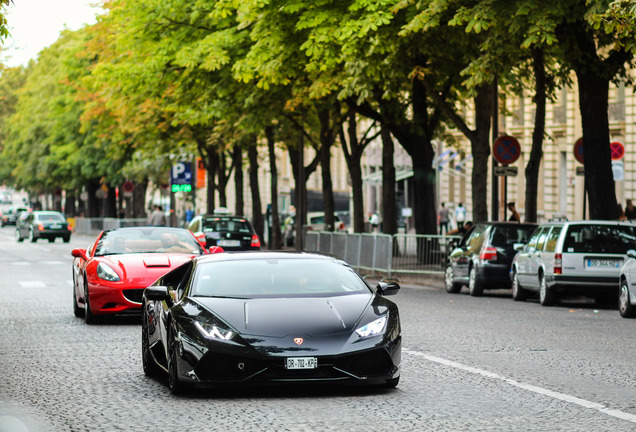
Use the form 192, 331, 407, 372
381, 127, 397, 235
248, 143, 264, 244
470, 84, 493, 223
525, 48, 546, 223
233, 146, 244, 216
318, 107, 336, 231
206, 149, 218, 214
577, 70, 618, 220
132, 179, 147, 218
266, 126, 282, 249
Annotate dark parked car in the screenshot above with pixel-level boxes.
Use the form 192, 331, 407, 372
0, 206, 28, 227
444, 221, 537, 296
187, 214, 260, 251
142, 251, 401, 393
16, 210, 71, 243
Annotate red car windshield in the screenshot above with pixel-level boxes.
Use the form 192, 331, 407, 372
95, 228, 204, 256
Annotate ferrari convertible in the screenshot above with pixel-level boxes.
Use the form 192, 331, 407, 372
141, 251, 401, 393
72, 226, 210, 324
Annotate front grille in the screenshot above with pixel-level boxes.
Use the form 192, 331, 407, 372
195, 352, 267, 381
122, 289, 144, 304
333, 348, 393, 376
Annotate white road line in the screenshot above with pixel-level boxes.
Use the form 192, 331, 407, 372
18, 281, 46, 288
404, 348, 636, 424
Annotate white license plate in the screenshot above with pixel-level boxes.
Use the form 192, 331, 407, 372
586, 259, 620, 268
217, 240, 240, 247
50, 224, 61, 229
286, 357, 317, 370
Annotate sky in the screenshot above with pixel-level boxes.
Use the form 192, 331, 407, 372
1, 0, 102, 67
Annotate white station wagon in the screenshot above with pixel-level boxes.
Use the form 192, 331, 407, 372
510, 220, 636, 306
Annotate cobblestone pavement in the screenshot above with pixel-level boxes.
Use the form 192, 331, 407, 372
1, 228, 635, 431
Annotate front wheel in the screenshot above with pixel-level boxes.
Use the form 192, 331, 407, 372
168, 333, 188, 394
511, 271, 527, 301
444, 264, 461, 294
539, 274, 556, 306
15, 229, 23, 242
468, 267, 483, 297
619, 280, 636, 318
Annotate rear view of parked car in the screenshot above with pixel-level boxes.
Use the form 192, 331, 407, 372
187, 214, 261, 251
511, 220, 636, 306
444, 222, 537, 296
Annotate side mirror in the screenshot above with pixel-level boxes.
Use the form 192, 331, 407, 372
376, 281, 400, 296
209, 246, 224, 254
627, 249, 636, 259
144, 286, 171, 302
71, 248, 88, 260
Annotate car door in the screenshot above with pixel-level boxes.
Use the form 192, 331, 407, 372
452, 224, 486, 280
516, 227, 543, 286
528, 227, 551, 288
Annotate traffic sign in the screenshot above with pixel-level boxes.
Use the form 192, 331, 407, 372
493, 135, 521, 165
171, 162, 192, 186
494, 166, 518, 177
610, 141, 625, 160
573, 138, 584, 164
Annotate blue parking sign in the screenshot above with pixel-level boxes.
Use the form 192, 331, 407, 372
171, 162, 192, 185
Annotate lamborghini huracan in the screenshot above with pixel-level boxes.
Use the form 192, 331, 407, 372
141, 251, 402, 393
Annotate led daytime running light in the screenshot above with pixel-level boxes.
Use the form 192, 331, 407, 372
194, 321, 233, 340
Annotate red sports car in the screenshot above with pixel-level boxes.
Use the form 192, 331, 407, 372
72, 226, 214, 324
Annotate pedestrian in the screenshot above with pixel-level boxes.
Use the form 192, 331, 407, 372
148, 205, 167, 226
507, 202, 521, 222
625, 199, 636, 220
184, 205, 194, 224
438, 202, 450, 235
454, 203, 466, 229
369, 212, 380, 233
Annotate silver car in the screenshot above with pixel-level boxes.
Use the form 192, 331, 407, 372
511, 220, 636, 306
618, 250, 636, 318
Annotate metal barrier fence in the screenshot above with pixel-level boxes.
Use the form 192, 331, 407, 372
305, 231, 461, 277
74, 217, 149, 235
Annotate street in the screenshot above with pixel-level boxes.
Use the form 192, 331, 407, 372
0, 226, 635, 432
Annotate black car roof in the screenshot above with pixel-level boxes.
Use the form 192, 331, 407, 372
195, 250, 339, 264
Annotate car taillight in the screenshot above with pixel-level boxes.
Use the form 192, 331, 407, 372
251, 234, 261, 248
38, 223, 44, 231
554, 253, 562, 275
480, 245, 497, 261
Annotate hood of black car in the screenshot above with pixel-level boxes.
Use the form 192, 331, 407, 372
195, 294, 372, 337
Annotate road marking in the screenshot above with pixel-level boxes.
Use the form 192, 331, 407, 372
404, 349, 636, 424
18, 281, 46, 288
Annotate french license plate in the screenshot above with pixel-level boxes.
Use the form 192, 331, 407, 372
286, 357, 317, 370
217, 240, 241, 247
50, 224, 61, 229
586, 259, 620, 268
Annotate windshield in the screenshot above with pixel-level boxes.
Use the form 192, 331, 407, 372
35, 212, 65, 222
94, 228, 203, 256
193, 258, 370, 298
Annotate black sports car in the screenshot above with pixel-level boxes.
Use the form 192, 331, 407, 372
141, 251, 401, 393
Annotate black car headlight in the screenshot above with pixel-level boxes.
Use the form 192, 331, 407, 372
194, 321, 234, 341
97, 262, 120, 282
355, 315, 387, 339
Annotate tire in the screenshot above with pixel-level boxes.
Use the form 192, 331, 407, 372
539, 274, 556, 306
619, 280, 636, 318
142, 312, 162, 376
29, 228, 37, 243
84, 282, 99, 324
168, 332, 187, 394
72, 275, 84, 318
63, 236, 71, 243
444, 263, 462, 294
15, 229, 23, 242
511, 271, 527, 302
468, 266, 483, 297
